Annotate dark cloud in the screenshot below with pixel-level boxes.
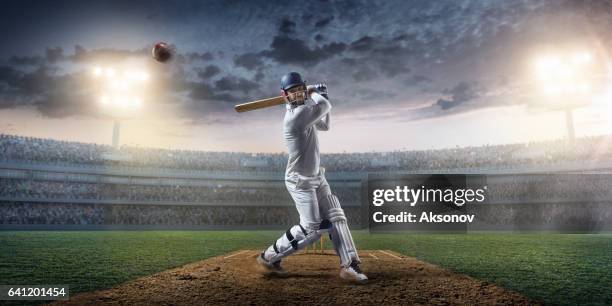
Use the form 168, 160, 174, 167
435, 81, 480, 110
11, 45, 156, 69
345, 35, 413, 78
187, 81, 243, 106
175, 71, 263, 115
6, 45, 212, 66
349, 36, 378, 52
0, 65, 98, 118
234, 53, 264, 71
0, 66, 27, 109
351, 88, 396, 100
0, 66, 56, 98
279, 17, 296, 34
0, 49, 223, 120
45, 47, 64, 63
187, 82, 219, 101
405, 75, 432, 86
7, 46, 72, 66
233, 34, 347, 70
121, 64, 244, 118
320, 34, 419, 85
253, 71, 265, 82
0, 66, 24, 90
301, 13, 314, 22
69, 45, 148, 62
339, 58, 378, 82
8, 45, 141, 65
197, 65, 221, 79
167, 50, 214, 64
314, 16, 334, 28
2, 0, 612, 126
260, 36, 346, 67
183, 52, 214, 62
231, 12, 347, 69
8, 55, 43, 66
392, 33, 414, 42
34, 89, 97, 118
214, 75, 260, 94
0, 43, 254, 121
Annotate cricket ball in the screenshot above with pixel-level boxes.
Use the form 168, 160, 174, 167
152, 42, 173, 63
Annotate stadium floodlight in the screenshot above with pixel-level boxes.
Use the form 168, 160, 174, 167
99, 96, 110, 105
533, 52, 593, 97
132, 97, 142, 108
104, 68, 115, 77
531, 50, 595, 142
571, 52, 591, 65
534, 55, 560, 81
91, 64, 149, 149
93, 66, 103, 77
122, 69, 150, 82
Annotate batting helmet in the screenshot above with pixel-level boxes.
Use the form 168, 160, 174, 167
280, 72, 305, 91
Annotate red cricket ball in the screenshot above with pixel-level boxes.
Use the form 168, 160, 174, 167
152, 42, 173, 63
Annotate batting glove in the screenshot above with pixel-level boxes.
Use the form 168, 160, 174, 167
314, 83, 328, 96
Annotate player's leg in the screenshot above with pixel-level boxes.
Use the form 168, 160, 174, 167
317, 175, 367, 283
258, 180, 330, 271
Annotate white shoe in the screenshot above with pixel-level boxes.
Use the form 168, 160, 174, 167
339, 260, 368, 284
256, 253, 287, 276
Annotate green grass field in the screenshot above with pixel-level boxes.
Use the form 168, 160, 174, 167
1, 231, 611, 305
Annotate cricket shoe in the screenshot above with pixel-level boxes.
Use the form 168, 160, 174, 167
339, 260, 368, 284
256, 253, 288, 276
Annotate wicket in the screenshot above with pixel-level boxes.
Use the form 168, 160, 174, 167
305, 235, 325, 254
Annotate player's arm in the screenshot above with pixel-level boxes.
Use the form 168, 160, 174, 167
306, 92, 331, 128
314, 84, 331, 131
295, 88, 331, 130
315, 111, 330, 131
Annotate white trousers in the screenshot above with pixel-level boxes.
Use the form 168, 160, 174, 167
263, 167, 360, 267
286, 167, 333, 231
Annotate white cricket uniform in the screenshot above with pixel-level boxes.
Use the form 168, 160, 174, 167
263, 92, 361, 267
283, 92, 332, 231
263, 93, 331, 260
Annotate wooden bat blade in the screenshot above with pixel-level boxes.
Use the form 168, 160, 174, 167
234, 96, 286, 113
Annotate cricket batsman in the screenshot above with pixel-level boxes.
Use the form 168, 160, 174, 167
257, 72, 367, 283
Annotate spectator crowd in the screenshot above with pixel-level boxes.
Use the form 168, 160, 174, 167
1, 133, 612, 230
0, 202, 363, 227
3, 133, 612, 172
0, 178, 360, 206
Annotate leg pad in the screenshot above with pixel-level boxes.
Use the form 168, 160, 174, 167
326, 194, 360, 267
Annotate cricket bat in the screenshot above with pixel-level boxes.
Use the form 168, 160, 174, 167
234, 96, 285, 113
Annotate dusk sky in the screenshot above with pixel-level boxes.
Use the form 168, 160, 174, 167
1, 0, 612, 152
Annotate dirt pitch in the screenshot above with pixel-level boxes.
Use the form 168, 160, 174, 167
50, 250, 540, 305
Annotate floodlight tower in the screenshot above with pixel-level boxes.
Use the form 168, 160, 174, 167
112, 120, 121, 148
92, 66, 148, 149
532, 51, 594, 142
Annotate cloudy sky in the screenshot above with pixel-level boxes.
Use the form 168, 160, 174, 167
1, 0, 612, 152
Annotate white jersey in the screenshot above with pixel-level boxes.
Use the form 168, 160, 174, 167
284, 92, 331, 178
265, 91, 362, 270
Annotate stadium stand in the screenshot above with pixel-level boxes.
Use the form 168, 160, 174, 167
1, 133, 611, 230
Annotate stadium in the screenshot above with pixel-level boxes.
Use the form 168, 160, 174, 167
1, 133, 611, 305
2, 133, 612, 232
2, 0, 612, 305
